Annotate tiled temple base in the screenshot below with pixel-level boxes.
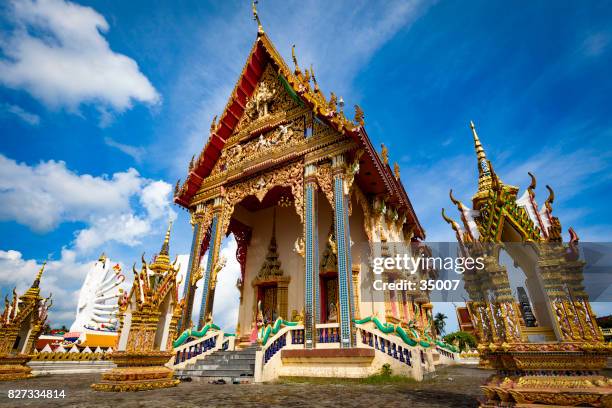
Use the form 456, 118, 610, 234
479, 348, 612, 407
91, 351, 179, 392
0, 354, 32, 381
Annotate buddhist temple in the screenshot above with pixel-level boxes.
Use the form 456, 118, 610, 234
443, 122, 612, 406
171, 2, 453, 382
0, 263, 52, 380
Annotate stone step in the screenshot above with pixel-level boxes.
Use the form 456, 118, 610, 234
191, 363, 254, 371
177, 375, 254, 384
192, 359, 255, 367
174, 344, 257, 382
178, 369, 254, 377
199, 354, 255, 362
213, 351, 257, 357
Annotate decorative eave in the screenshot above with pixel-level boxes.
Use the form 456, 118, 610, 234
174, 31, 425, 240
354, 126, 425, 239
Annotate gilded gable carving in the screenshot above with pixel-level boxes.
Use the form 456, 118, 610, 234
236, 64, 299, 135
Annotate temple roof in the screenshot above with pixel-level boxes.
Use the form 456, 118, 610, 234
444, 122, 562, 243
174, 24, 425, 239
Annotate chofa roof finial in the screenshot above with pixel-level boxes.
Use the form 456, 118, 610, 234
291, 44, 302, 77
527, 172, 537, 196
252, 1, 264, 35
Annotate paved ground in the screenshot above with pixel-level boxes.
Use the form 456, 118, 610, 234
0, 365, 491, 408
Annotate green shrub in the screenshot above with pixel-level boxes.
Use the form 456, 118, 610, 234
443, 331, 477, 352
380, 363, 392, 377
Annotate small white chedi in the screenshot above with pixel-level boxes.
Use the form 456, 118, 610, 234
70, 253, 125, 334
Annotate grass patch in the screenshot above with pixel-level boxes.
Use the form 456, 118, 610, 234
277, 375, 417, 385
362, 374, 417, 384
276, 364, 417, 385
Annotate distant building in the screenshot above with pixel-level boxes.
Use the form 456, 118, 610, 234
455, 306, 475, 335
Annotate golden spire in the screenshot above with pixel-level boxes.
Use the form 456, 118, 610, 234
160, 220, 173, 257
32, 261, 46, 289
470, 121, 499, 194
252, 1, 263, 35
470, 121, 488, 176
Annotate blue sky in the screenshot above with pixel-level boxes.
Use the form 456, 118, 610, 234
0, 0, 610, 332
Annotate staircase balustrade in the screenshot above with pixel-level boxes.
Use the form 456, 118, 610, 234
356, 324, 413, 367
171, 330, 224, 368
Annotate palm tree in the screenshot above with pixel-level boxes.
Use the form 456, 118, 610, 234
433, 312, 447, 336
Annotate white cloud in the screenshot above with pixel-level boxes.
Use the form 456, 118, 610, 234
0, 151, 179, 328
0, 249, 91, 328
0, 0, 159, 113
103, 137, 145, 163
1, 103, 40, 125
73, 213, 152, 252
0, 154, 142, 232
140, 180, 176, 221
0, 153, 176, 250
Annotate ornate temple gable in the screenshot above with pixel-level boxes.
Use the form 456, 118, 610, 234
207, 63, 306, 177
231, 64, 302, 138
174, 26, 425, 239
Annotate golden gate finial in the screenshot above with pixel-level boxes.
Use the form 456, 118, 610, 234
470, 121, 496, 193
470, 120, 487, 165
32, 261, 46, 289
160, 220, 173, 256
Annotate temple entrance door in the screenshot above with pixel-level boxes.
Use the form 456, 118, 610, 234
260, 284, 278, 325
320, 273, 338, 323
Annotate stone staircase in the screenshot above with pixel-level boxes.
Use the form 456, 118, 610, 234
175, 345, 257, 384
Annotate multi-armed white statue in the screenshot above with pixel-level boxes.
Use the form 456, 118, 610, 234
70, 253, 125, 334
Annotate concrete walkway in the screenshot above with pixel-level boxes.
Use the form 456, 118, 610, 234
0, 365, 491, 408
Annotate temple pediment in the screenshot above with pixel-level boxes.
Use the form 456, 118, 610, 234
208, 64, 307, 177
174, 30, 424, 239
